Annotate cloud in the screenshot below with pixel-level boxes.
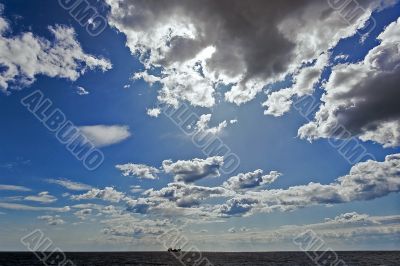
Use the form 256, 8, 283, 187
109, 153, 400, 219
116, 163, 160, 180
143, 182, 228, 208
74, 208, 93, 220
298, 17, 400, 147
162, 156, 224, 183
108, 153, 400, 220
293, 212, 400, 240
46, 178, 92, 191
130, 185, 144, 194
38, 215, 65, 226
0, 16, 111, 92
195, 114, 228, 135
217, 153, 400, 216
71, 187, 126, 203
133, 71, 160, 86
0, 158, 31, 170
0, 202, 70, 212
124, 198, 154, 215
101, 214, 169, 238
217, 197, 260, 217
263, 53, 329, 116
223, 170, 281, 190
147, 108, 161, 117
228, 227, 236, 233
0, 184, 31, 191
334, 54, 349, 61
325, 212, 372, 224
76, 86, 89, 95
106, 0, 389, 107
72, 203, 105, 210
24, 192, 57, 204
100, 205, 121, 216
196, 212, 400, 246
79, 125, 131, 147
123, 182, 229, 217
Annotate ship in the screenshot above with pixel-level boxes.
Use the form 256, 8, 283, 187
168, 247, 181, 253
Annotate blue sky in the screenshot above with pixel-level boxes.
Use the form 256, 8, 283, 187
0, 0, 399, 251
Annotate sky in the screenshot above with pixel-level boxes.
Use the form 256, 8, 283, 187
0, 0, 399, 252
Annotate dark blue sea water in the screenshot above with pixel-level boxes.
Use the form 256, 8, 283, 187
0, 251, 399, 266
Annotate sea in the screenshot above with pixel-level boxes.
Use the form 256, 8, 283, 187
0, 251, 399, 266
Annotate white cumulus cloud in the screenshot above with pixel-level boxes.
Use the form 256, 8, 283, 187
0, 16, 111, 92
79, 125, 131, 147
116, 163, 160, 180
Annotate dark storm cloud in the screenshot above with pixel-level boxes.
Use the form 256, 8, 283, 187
299, 18, 400, 147
335, 68, 400, 134
109, 0, 309, 79
107, 0, 384, 106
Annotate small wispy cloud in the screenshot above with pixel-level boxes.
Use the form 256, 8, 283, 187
0, 158, 31, 170
196, 114, 227, 135
38, 215, 65, 226
0, 202, 70, 212
46, 178, 92, 191
147, 108, 161, 118
130, 185, 144, 193
24, 192, 57, 204
74, 208, 92, 220
76, 86, 89, 95
0, 184, 31, 192
228, 227, 236, 233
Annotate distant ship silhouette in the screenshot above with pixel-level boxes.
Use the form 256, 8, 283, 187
167, 248, 181, 253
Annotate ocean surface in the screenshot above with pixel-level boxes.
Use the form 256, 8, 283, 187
0, 251, 399, 266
